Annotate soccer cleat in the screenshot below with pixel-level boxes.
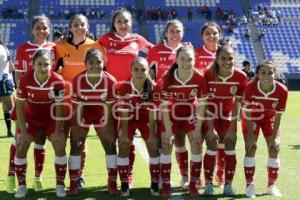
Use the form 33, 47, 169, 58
180, 176, 189, 189
77, 177, 85, 190
189, 185, 200, 198
107, 180, 119, 196
203, 184, 214, 196
120, 182, 130, 197
150, 182, 159, 196
266, 184, 282, 197
67, 184, 80, 196
161, 183, 171, 197
32, 177, 44, 191
6, 175, 16, 193
14, 185, 27, 198
7, 131, 14, 137
223, 184, 236, 196
56, 185, 66, 197
246, 184, 256, 198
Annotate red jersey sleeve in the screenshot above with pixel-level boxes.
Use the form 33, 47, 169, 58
71, 76, 82, 104
137, 35, 154, 54
16, 76, 28, 100
275, 84, 288, 113
147, 47, 158, 69
15, 45, 25, 73
236, 70, 248, 98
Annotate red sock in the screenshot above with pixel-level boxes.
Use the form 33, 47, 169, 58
160, 154, 172, 187
175, 149, 188, 177
117, 157, 129, 183
149, 164, 160, 183
69, 155, 81, 188
216, 146, 225, 182
267, 158, 280, 186
204, 151, 216, 185
79, 149, 87, 177
244, 156, 255, 186
8, 143, 16, 176
108, 168, 117, 184
14, 157, 27, 186
55, 156, 67, 186
128, 144, 135, 177
268, 167, 279, 186
224, 151, 237, 185
190, 160, 202, 188
34, 144, 45, 178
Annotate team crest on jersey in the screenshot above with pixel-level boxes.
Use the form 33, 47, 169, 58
190, 89, 198, 97
230, 86, 237, 95
130, 42, 138, 49
272, 101, 278, 108
100, 92, 107, 101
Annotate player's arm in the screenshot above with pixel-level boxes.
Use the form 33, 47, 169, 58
16, 99, 28, 135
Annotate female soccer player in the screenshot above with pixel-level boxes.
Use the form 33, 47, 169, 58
147, 19, 192, 189
242, 60, 288, 198
195, 22, 221, 71
202, 45, 247, 196
55, 14, 105, 191
98, 8, 153, 187
7, 15, 56, 193
158, 46, 207, 197
116, 57, 160, 196
14, 49, 67, 198
69, 49, 117, 196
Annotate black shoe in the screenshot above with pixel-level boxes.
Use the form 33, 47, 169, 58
7, 131, 14, 137
150, 182, 159, 196
120, 182, 129, 196
77, 177, 85, 190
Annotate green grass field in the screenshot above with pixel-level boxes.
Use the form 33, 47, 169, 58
0, 92, 299, 200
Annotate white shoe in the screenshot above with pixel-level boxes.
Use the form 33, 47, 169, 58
14, 185, 27, 198
180, 176, 189, 189
246, 184, 256, 198
266, 184, 282, 197
56, 185, 66, 197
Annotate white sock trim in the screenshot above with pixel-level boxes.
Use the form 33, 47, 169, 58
34, 143, 46, 149
244, 156, 255, 167
175, 146, 187, 153
106, 154, 117, 168
225, 150, 236, 155
68, 155, 81, 170
268, 157, 280, 168
149, 156, 160, 164
14, 157, 27, 165
160, 154, 171, 164
117, 157, 129, 166
55, 155, 67, 165
191, 154, 202, 162
206, 150, 217, 156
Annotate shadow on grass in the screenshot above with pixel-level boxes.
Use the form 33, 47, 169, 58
289, 145, 300, 150
0, 186, 248, 200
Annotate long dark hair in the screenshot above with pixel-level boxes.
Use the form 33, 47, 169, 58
200, 21, 222, 38
160, 19, 184, 43
109, 8, 132, 34
210, 45, 234, 78
161, 45, 194, 90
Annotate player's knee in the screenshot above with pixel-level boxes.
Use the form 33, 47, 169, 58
268, 145, 280, 156
146, 141, 159, 157
34, 133, 47, 144
207, 137, 218, 150
15, 144, 30, 158
246, 143, 257, 156
190, 139, 202, 154
224, 138, 236, 150
161, 143, 173, 155
174, 135, 185, 146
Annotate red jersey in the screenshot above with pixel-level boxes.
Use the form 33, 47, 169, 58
158, 69, 208, 117
147, 40, 191, 80
98, 33, 153, 81
195, 46, 216, 71
205, 67, 247, 115
242, 79, 288, 119
116, 78, 155, 122
16, 70, 65, 126
72, 70, 117, 121
15, 41, 57, 73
